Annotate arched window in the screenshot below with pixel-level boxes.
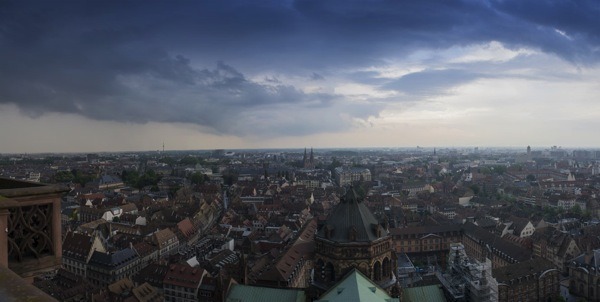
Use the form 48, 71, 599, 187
373, 261, 382, 281
383, 258, 391, 277
316, 259, 325, 281
325, 262, 335, 282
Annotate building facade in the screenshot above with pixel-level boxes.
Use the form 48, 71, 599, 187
568, 249, 600, 301
163, 263, 209, 302
313, 188, 398, 295
494, 258, 559, 302
87, 248, 141, 287
462, 222, 531, 269
62, 231, 106, 277
390, 224, 462, 269
334, 167, 371, 186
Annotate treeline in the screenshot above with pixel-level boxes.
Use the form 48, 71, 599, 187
122, 170, 161, 190
54, 170, 95, 186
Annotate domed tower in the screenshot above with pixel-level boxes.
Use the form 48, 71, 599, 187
314, 187, 397, 292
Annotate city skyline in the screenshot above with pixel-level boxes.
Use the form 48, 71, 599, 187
1, 1, 600, 153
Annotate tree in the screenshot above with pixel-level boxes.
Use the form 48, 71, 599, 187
70, 169, 94, 186
543, 206, 557, 220
479, 167, 492, 174
136, 170, 160, 189
470, 184, 480, 195
492, 165, 507, 175
179, 156, 199, 166
328, 157, 342, 170
54, 171, 74, 182
123, 169, 161, 189
583, 209, 593, 221
526, 174, 536, 182
122, 169, 140, 186
190, 172, 207, 185
572, 204, 582, 216
159, 157, 176, 166
354, 184, 367, 200
223, 171, 238, 186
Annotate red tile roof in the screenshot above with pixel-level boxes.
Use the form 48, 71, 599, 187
163, 264, 205, 289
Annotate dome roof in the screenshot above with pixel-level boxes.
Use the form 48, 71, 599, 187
317, 187, 386, 243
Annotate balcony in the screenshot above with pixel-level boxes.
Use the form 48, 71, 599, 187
0, 178, 69, 280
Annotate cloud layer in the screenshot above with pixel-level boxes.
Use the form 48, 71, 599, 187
1, 0, 599, 151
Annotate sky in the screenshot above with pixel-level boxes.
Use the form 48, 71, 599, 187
1, 0, 600, 153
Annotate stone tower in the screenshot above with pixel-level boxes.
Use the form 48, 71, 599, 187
303, 147, 315, 169
313, 187, 397, 293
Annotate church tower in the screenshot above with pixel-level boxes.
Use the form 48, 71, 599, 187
303, 148, 307, 165
313, 187, 397, 293
303, 147, 315, 169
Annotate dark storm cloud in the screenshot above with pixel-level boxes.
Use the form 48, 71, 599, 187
0, 0, 598, 137
290, 0, 600, 65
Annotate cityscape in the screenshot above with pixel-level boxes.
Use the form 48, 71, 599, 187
2, 146, 600, 301
2, 0, 600, 302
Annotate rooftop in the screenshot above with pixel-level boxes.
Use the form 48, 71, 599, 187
317, 187, 385, 243
163, 263, 205, 289
493, 258, 556, 283
402, 285, 446, 302
316, 268, 399, 302
88, 248, 139, 270
62, 232, 94, 262
226, 283, 306, 302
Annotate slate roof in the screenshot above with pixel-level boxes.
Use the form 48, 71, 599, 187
572, 249, 600, 269
317, 187, 385, 243
315, 268, 399, 302
88, 248, 139, 270
462, 222, 532, 262
474, 217, 498, 229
